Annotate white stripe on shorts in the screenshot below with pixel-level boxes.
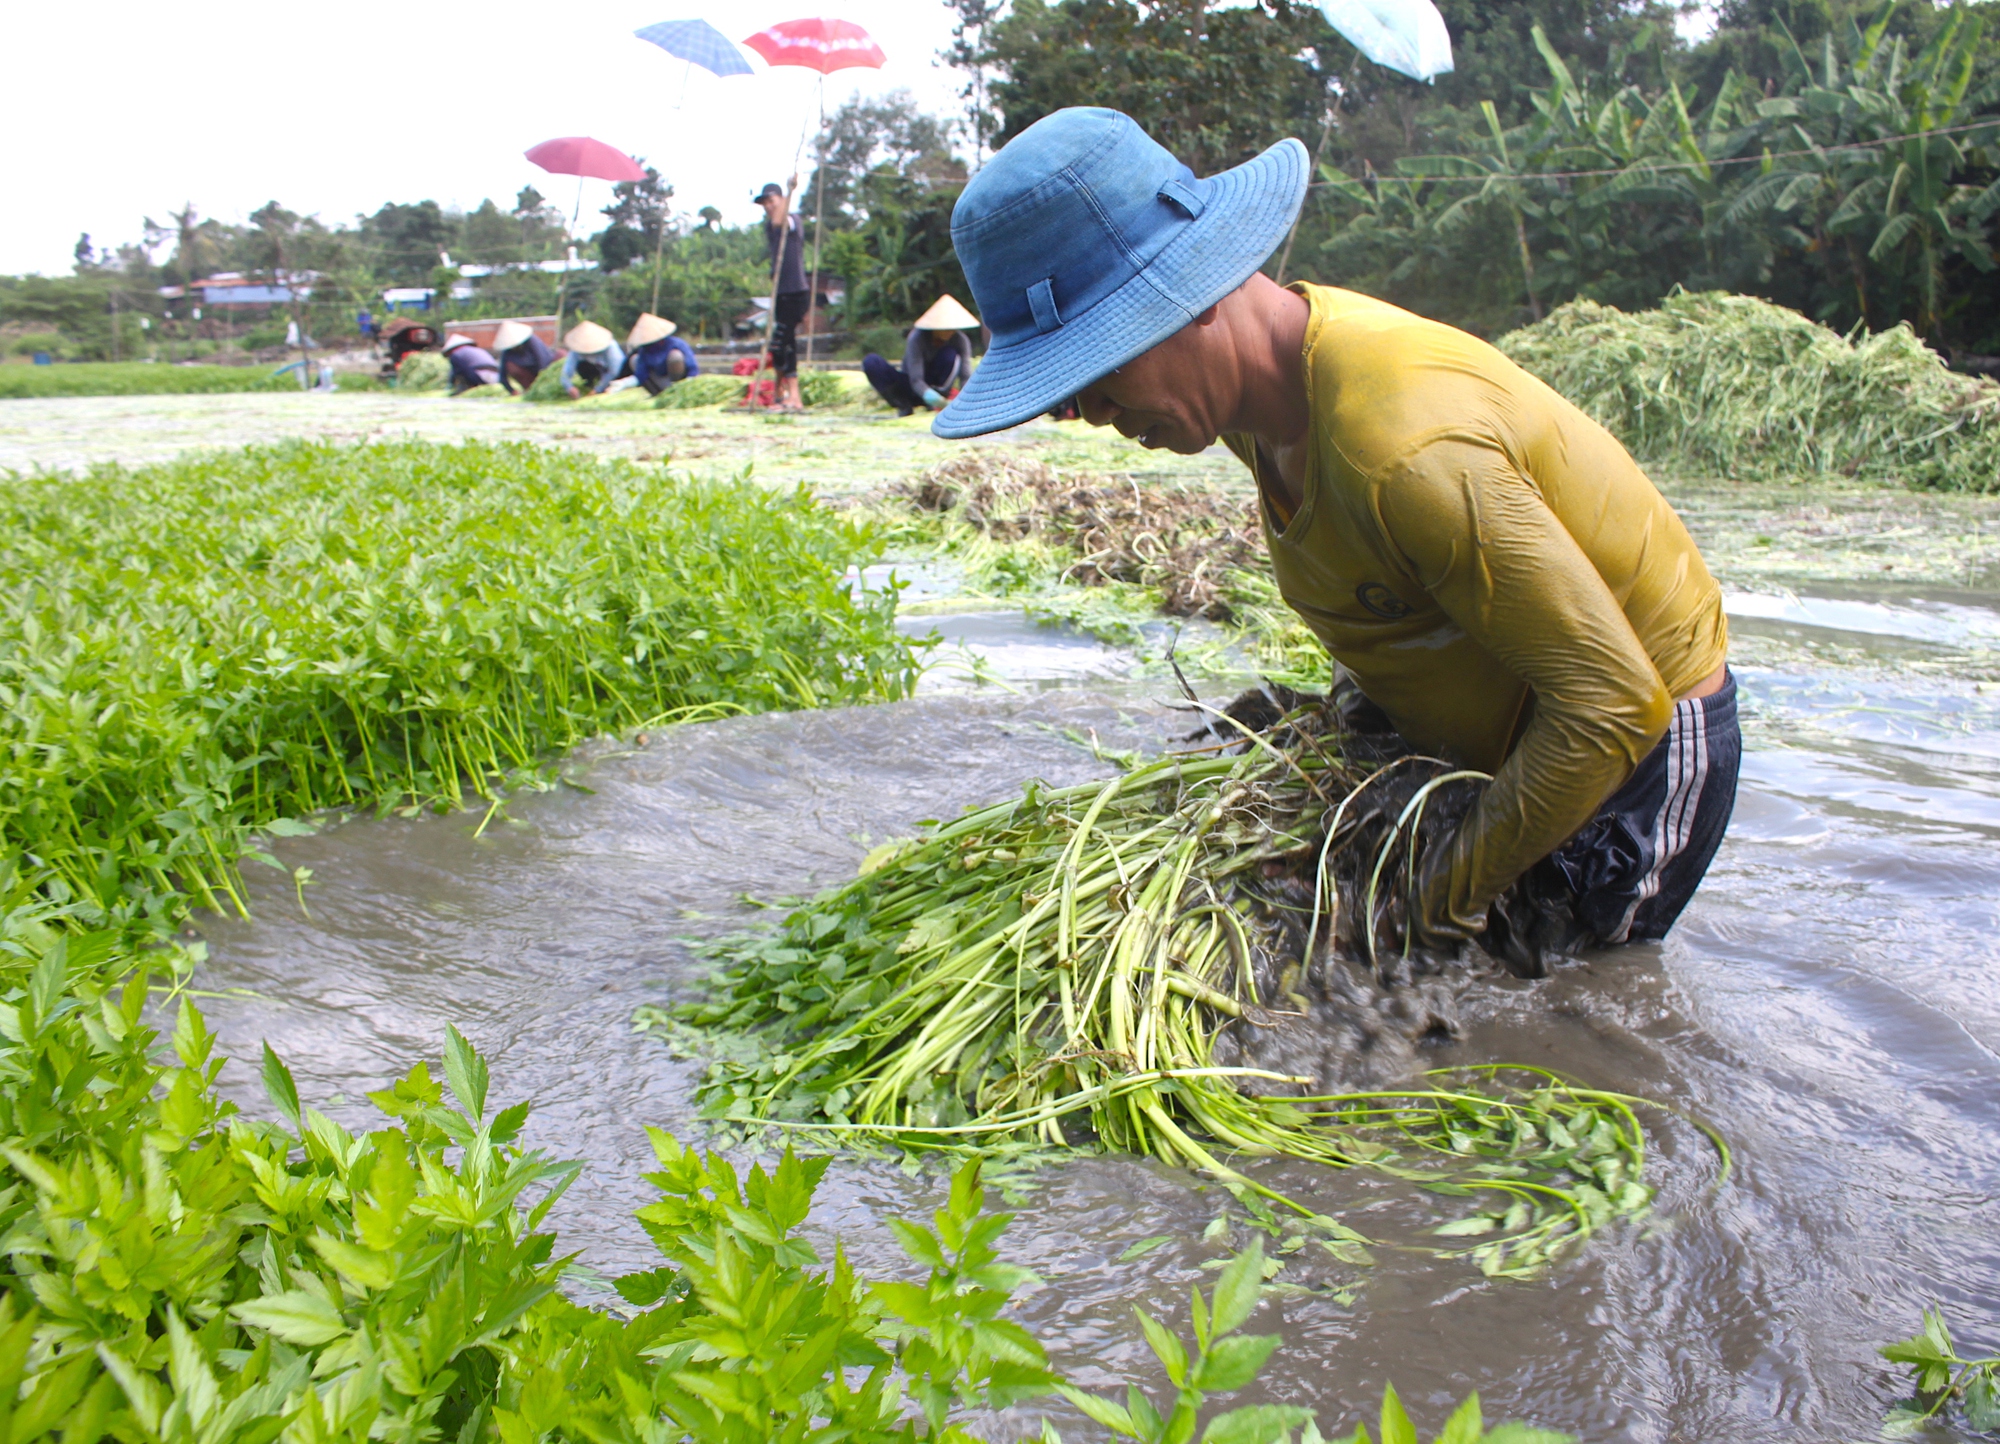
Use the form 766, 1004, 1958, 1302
1611, 694, 1711, 943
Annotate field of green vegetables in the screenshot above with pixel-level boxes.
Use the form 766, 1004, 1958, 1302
0, 439, 920, 933
0, 362, 303, 399
0, 434, 1546, 1444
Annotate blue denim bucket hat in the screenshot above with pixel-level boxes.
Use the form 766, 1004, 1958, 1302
934, 108, 1308, 439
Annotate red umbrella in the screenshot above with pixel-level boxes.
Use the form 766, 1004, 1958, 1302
742, 17, 885, 73
741, 19, 887, 384
523, 136, 648, 183
523, 137, 648, 343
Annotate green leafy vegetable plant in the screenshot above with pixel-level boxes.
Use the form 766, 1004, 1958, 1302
669, 699, 1688, 1276
654, 375, 748, 409
0, 439, 920, 932
1882, 1309, 2000, 1434
0, 901, 1569, 1444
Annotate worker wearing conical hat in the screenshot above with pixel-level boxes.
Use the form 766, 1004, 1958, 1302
862, 294, 979, 417
494, 319, 556, 396
561, 320, 626, 398
627, 313, 700, 396
440, 333, 501, 395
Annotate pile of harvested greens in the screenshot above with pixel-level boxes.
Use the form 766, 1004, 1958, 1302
1497, 290, 2000, 491
667, 690, 1716, 1277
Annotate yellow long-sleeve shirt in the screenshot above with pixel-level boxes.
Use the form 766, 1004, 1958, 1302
1225, 285, 1728, 933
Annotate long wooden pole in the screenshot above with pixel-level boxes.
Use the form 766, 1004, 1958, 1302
553, 175, 584, 343
804, 72, 827, 373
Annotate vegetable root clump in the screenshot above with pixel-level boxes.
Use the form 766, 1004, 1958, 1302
676, 691, 1703, 1277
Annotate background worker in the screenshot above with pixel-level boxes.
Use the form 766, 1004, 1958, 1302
862, 295, 978, 416
378, 316, 437, 372
440, 334, 501, 394
561, 320, 625, 398
753, 180, 809, 411
627, 313, 699, 395
494, 319, 555, 395
935, 107, 1737, 977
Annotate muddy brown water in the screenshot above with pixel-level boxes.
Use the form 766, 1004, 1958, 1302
192, 588, 2000, 1444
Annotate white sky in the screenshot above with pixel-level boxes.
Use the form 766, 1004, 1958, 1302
2, 0, 965, 276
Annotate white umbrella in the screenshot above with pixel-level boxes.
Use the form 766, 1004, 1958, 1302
1317, 0, 1453, 82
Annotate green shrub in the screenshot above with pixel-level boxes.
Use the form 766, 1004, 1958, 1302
0, 439, 920, 932
853, 323, 907, 360
0, 908, 1565, 1444
0, 363, 295, 399
1497, 291, 2000, 491
653, 374, 746, 409
7, 334, 62, 358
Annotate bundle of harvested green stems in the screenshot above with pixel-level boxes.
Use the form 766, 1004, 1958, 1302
676, 687, 1717, 1277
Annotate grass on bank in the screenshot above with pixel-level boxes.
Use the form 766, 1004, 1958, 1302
0, 438, 921, 934
0, 362, 303, 399
1498, 290, 2000, 492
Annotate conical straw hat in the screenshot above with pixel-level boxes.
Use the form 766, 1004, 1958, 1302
565, 320, 614, 353
441, 333, 475, 352
912, 294, 980, 330
492, 320, 533, 352
627, 313, 677, 347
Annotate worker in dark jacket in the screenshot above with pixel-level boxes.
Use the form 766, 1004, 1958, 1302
441, 334, 501, 394
862, 295, 979, 416
493, 320, 556, 395
627, 313, 700, 395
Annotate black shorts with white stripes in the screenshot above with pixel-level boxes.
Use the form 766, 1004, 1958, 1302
1483, 672, 1740, 974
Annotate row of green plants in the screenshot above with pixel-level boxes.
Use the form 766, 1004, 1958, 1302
0, 363, 301, 400
0, 439, 920, 936
0, 897, 1574, 1444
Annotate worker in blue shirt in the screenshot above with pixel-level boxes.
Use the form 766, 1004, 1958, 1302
561, 321, 625, 397
441, 334, 501, 394
627, 313, 699, 395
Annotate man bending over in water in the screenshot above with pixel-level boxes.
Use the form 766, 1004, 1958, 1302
933, 108, 1735, 975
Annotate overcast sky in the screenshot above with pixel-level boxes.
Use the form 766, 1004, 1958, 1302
4, 0, 965, 277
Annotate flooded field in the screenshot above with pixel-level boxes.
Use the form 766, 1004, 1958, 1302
177, 583, 2000, 1443
11, 391, 2000, 1440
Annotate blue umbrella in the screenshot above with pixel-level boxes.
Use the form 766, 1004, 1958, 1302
633, 19, 755, 78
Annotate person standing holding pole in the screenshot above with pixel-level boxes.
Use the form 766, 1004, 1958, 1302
754, 180, 809, 412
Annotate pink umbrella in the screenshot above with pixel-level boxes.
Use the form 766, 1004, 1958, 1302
741, 19, 887, 378
524, 137, 649, 342
741, 17, 885, 72
524, 136, 648, 183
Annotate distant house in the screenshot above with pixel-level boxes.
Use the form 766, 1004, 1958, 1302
192, 272, 317, 306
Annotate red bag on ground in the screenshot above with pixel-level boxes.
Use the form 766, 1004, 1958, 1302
732, 353, 776, 406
